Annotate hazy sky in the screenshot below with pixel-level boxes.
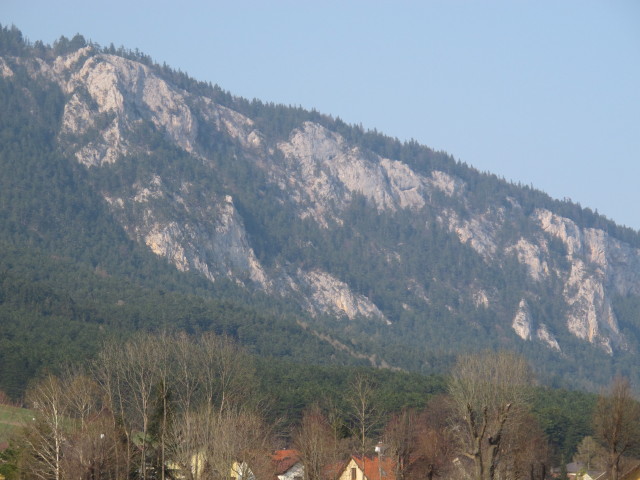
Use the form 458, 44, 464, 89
3, 1, 640, 230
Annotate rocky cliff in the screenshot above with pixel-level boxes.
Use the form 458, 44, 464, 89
4, 43, 640, 381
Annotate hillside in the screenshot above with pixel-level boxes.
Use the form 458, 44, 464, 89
0, 404, 31, 445
1, 25, 640, 394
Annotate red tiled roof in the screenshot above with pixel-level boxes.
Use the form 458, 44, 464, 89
272, 449, 301, 475
352, 456, 397, 480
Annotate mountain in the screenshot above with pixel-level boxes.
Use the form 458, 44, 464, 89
2, 26, 640, 392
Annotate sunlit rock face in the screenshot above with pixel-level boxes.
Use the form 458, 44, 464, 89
296, 269, 388, 322
15, 46, 640, 355
22, 49, 385, 320
512, 299, 561, 352
273, 122, 438, 224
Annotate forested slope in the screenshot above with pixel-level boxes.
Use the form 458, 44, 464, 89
2, 24, 640, 399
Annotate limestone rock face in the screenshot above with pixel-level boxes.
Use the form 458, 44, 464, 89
0, 57, 14, 77
442, 209, 499, 259
107, 183, 270, 288
18, 49, 382, 320
536, 323, 561, 352
11, 46, 640, 359
512, 299, 560, 351
296, 269, 387, 322
433, 194, 640, 354
48, 51, 199, 165
273, 122, 437, 223
507, 238, 550, 281
428, 170, 466, 197
512, 299, 533, 341
38, 49, 263, 169
534, 208, 638, 353
429, 190, 640, 354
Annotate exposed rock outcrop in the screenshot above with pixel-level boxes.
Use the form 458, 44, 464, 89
11, 46, 640, 358
512, 299, 561, 351
0, 57, 14, 77
442, 209, 499, 259
535, 208, 636, 353
297, 269, 387, 323
274, 122, 438, 223
507, 238, 550, 281
512, 299, 533, 341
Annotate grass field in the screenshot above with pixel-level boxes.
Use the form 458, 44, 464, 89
0, 404, 31, 444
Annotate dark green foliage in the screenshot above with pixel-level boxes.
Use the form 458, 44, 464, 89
613, 294, 640, 350
52, 34, 87, 56
0, 55, 354, 397
531, 387, 597, 462
0, 444, 20, 480
0, 24, 29, 56
0, 25, 638, 446
256, 359, 446, 429
0, 239, 363, 398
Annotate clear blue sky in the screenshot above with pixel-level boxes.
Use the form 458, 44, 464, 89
3, 1, 640, 230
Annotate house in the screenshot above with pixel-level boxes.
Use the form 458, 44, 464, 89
167, 456, 254, 480
565, 462, 606, 480
273, 449, 304, 480
566, 462, 586, 478
620, 462, 640, 480
580, 474, 606, 480
338, 455, 397, 480
565, 462, 640, 480
231, 460, 255, 480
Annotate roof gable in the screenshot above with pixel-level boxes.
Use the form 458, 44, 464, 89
351, 456, 397, 480
273, 450, 302, 476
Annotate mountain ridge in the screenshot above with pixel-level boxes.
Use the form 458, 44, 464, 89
2, 25, 640, 392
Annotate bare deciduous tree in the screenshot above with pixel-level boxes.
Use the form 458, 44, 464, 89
61, 413, 124, 480
167, 333, 204, 480
0, 389, 18, 406
93, 342, 135, 479
347, 373, 380, 463
199, 333, 256, 415
164, 332, 262, 480
171, 332, 201, 415
294, 405, 338, 480
322, 395, 346, 455
494, 411, 550, 480
118, 335, 160, 480
62, 373, 102, 433
94, 334, 162, 480
204, 407, 274, 480
23, 374, 68, 480
413, 396, 456, 480
383, 409, 416, 480
23, 372, 125, 480
20, 332, 264, 480
593, 376, 640, 480
141, 332, 176, 480
448, 351, 533, 480
167, 406, 212, 480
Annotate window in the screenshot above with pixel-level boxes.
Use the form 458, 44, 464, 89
351, 468, 357, 480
